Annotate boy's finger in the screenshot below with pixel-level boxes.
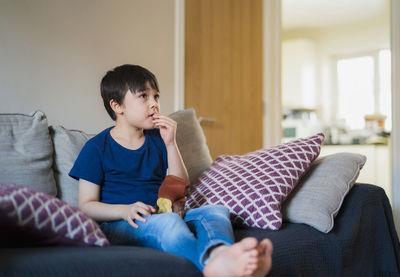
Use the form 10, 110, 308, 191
153, 115, 176, 124
143, 204, 156, 213
138, 208, 152, 218
137, 202, 155, 213
157, 118, 174, 125
134, 213, 147, 223
153, 120, 174, 129
127, 217, 139, 229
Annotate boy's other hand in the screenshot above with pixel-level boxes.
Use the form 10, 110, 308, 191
172, 198, 187, 218
123, 202, 156, 229
152, 113, 177, 146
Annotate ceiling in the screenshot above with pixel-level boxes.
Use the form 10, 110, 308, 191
282, 0, 389, 30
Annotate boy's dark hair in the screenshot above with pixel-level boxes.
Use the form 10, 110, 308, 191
100, 64, 160, 121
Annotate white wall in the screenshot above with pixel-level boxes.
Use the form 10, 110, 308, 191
0, 0, 176, 134
282, 39, 317, 109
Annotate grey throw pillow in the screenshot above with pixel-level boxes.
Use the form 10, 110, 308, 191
49, 126, 91, 207
282, 152, 367, 233
0, 110, 57, 196
169, 108, 213, 186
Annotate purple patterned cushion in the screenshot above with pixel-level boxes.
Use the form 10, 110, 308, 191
0, 184, 109, 247
185, 133, 325, 230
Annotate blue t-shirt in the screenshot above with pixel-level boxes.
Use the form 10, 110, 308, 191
69, 127, 168, 206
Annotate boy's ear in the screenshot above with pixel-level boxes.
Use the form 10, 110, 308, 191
110, 99, 123, 115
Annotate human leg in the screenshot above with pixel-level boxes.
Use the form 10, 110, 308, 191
203, 237, 273, 277
100, 207, 273, 276
100, 213, 202, 270
183, 205, 235, 264
184, 205, 273, 277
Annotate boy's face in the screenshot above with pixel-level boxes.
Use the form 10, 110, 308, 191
117, 82, 160, 129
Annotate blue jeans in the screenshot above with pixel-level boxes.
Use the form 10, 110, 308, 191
100, 205, 234, 271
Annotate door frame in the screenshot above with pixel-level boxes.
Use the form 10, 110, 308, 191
391, 0, 400, 235
174, 0, 185, 111
262, 0, 282, 148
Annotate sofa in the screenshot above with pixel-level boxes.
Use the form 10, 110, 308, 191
0, 109, 399, 277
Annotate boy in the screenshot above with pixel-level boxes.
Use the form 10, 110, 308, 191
69, 64, 272, 276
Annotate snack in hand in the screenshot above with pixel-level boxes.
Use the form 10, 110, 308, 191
157, 198, 173, 213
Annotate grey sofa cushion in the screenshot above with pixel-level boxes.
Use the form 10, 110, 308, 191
169, 108, 213, 186
0, 111, 57, 196
49, 125, 90, 207
282, 152, 367, 233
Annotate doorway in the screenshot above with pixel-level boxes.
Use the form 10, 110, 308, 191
280, 0, 392, 198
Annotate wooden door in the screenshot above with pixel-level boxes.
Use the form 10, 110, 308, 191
185, 0, 263, 159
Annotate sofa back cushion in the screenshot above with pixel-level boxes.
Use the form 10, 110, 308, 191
282, 152, 367, 233
169, 108, 213, 186
49, 126, 91, 207
0, 111, 57, 196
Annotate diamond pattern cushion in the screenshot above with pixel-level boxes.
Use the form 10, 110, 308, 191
0, 184, 109, 247
185, 133, 325, 230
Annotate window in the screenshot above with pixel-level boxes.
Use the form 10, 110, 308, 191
336, 50, 391, 131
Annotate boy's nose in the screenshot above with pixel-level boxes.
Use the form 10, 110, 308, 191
150, 97, 159, 108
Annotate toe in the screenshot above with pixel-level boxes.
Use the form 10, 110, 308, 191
248, 249, 258, 257
264, 239, 273, 256
240, 237, 258, 251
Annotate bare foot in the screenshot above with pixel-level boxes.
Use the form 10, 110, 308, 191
204, 237, 259, 277
253, 239, 273, 277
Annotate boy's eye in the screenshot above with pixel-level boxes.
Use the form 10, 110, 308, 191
139, 93, 147, 99
154, 94, 160, 100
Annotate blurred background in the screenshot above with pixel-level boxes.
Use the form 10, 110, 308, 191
281, 0, 391, 198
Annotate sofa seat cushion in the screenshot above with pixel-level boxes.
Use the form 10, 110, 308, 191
0, 246, 202, 277
0, 110, 57, 196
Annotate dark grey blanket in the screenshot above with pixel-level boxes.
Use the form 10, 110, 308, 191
235, 183, 400, 276
1, 184, 399, 277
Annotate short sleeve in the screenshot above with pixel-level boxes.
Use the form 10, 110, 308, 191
147, 128, 168, 171
69, 140, 104, 185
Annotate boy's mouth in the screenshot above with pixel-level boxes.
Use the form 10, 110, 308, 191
149, 109, 159, 119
